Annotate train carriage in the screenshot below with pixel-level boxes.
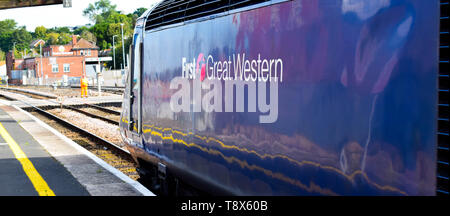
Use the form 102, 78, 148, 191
120, 0, 445, 195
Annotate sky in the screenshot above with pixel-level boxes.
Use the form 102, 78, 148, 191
0, 0, 161, 31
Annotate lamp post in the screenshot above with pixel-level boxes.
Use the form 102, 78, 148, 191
120, 23, 125, 71
40, 42, 43, 85
112, 35, 117, 70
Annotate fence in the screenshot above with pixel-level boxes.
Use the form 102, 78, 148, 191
8, 69, 127, 87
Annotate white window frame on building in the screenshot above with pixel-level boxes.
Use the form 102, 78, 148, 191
80, 50, 84, 56
63, 64, 70, 72
87, 50, 91, 56
52, 64, 59, 73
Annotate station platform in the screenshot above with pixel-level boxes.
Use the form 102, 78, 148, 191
0, 100, 153, 196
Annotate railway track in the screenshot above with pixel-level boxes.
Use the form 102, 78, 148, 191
27, 105, 127, 154
0, 87, 122, 125
57, 104, 120, 126
3, 88, 54, 100
28, 107, 139, 180
84, 103, 121, 115
0, 88, 139, 181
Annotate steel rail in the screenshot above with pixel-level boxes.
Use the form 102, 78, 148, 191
0, 87, 57, 99
61, 104, 119, 126
1, 87, 121, 125
19, 100, 130, 156
83, 103, 121, 115
0, 90, 126, 153
34, 106, 128, 154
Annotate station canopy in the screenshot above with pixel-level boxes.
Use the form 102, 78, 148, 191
0, 0, 63, 10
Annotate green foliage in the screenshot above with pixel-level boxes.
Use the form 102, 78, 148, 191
13, 48, 23, 59
0, 49, 5, 61
83, 0, 117, 23
0, 0, 143, 62
34, 26, 47, 39
0, 19, 17, 33
44, 32, 72, 45
80, 30, 97, 44
0, 19, 17, 52
114, 36, 132, 69
102, 40, 108, 50
73, 26, 89, 35
11, 27, 32, 51
133, 8, 147, 18
0, 19, 32, 56
0, 31, 13, 53
48, 26, 71, 34
90, 22, 109, 49
46, 32, 60, 45
83, 1, 135, 53
59, 32, 72, 45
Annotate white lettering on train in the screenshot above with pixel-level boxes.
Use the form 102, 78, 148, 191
171, 53, 282, 123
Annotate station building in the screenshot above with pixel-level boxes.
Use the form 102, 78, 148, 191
7, 35, 110, 85
38, 35, 99, 84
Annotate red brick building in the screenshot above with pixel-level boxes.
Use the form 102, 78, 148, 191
37, 35, 99, 80
7, 35, 111, 85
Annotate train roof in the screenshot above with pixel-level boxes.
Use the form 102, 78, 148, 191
143, 0, 275, 31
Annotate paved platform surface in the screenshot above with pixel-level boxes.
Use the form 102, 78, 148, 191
0, 100, 153, 196
0, 107, 89, 195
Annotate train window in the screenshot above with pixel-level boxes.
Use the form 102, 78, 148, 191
132, 33, 141, 90
145, 0, 271, 31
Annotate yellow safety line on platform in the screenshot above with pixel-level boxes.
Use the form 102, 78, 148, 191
0, 122, 55, 196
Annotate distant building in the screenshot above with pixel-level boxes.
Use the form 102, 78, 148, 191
6, 35, 111, 86
98, 49, 112, 57
29, 39, 46, 57
30, 39, 45, 49
5, 51, 23, 85
38, 35, 100, 80
5, 52, 14, 75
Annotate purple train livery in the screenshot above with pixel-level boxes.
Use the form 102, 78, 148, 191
120, 0, 442, 195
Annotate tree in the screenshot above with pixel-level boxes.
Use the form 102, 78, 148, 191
129, 8, 148, 26
34, 26, 47, 39
0, 19, 17, 52
82, 0, 136, 68
80, 30, 97, 44
0, 31, 13, 53
59, 32, 72, 45
47, 26, 71, 34
102, 40, 108, 50
56, 27, 71, 34
90, 22, 109, 48
0, 19, 17, 33
133, 8, 147, 18
11, 27, 32, 51
83, 0, 117, 23
0, 49, 5, 61
46, 32, 60, 45
73, 26, 89, 35
115, 36, 132, 69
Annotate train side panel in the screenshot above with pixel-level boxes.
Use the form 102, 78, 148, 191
124, 0, 439, 195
